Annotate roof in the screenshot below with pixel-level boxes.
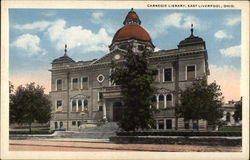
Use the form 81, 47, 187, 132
112, 25, 152, 43
52, 54, 75, 64
178, 35, 204, 47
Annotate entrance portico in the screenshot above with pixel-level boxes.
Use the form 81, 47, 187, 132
101, 86, 124, 122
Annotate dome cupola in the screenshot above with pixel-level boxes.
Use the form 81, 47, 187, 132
178, 24, 206, 50
52, 44, 75, 64
110, 8, 154, 52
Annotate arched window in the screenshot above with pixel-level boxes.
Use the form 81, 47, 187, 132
54, 122, 58, 129
166, 94, 172, 107
60, 122, 63, 128
159, 94, 164, 109
78, 100, 83, 112
71, 100, 76, 112
84, 100, 88, 111
226, 112, 231, 122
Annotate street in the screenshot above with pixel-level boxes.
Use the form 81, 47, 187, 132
9, 139, 241, 152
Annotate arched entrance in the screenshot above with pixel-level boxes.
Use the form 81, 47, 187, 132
226, 112, 231, 122
113, 101, 123, 121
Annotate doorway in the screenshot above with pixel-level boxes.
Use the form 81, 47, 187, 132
113, 101, 123, 121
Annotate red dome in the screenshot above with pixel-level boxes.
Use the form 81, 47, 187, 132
126, 12, 138, 19
112, 25, 152, 43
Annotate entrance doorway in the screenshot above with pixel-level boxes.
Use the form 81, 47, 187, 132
113, 102, 123, 121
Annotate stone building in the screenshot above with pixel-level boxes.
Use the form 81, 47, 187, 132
49, 9, 210, 131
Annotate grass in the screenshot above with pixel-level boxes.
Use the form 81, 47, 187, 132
9, 127, 53, 134
218, 126, 242, 132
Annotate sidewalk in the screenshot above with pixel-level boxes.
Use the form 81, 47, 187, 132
9, 139, 242, 152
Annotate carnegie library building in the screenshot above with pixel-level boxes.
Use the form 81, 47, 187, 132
49, 9, 210, 131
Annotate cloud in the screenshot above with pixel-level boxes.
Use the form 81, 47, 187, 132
214, 30, 232, 39
225, 16, 241, 26
91, 12, 104, 22
208, 64, 240, 102
219, 45, 241, 58
11, 34, 46, 56
46, 19, 112, 53
152, 13, 201, 37
13, 20, 52, 31
41, 11, 56, 17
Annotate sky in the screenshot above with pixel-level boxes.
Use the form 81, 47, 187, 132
9, 9, 241, 102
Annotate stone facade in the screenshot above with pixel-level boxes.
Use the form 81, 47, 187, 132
49, 9, 209, 131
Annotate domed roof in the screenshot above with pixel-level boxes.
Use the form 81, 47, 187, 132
112, 8, 152, 44
52, 54, 75, 64
178, 24, 204, 47
52, 44, 75, 64
112, 25, 152, 43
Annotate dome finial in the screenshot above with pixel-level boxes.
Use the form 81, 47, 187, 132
191, 24, 194, 36
64, 44, 67, 56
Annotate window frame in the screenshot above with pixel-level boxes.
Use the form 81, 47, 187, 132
163, 67, 173, 82
71, 77, 79, 90
81, 76, 89, 90
55, 100, 63, 111
55, 79, 63, 91
186, 64, 196, 81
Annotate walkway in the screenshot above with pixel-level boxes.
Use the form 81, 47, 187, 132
9, 139, 241, 152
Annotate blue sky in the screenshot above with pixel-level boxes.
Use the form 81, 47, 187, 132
9, 9, 241, 101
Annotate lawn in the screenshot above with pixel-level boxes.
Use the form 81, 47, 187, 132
218, 126, 242, 132
9, 127, 53, 134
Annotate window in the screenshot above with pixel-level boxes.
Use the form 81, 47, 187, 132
166, 120, 172, 129
78, 100, 83, 112
84, 100, 88, 111
187, 65, 196, 80
153, 69, 159, 82
72, 78, 78, 90
99, 106, 103, 111
77, 121, 81, 127
226, 112, 231, 122
138, 45, 144, 51
166, 94, 172, 107
158, 120, 164, 129
82, 77, 88, 90
159, 94, 164, 109
72, 121, 76, 126
98, 92, 103, 101
56, 100, 63, 112
164, 68, 172, 82
55, 122, 58, 129
184, 121, 189, 129
60, 122, 63, 128
56, 79, 62, 91
72, 100, 77, 112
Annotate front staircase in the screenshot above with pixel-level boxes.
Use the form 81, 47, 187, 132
54, 122, 119, 139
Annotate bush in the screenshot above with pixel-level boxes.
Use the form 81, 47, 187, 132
116, 131, 241, 137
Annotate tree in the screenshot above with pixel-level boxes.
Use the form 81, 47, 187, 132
110, 47, 156, 131
233, 98, 242, 122
10, 82, 51, 133
177, 78, 223, 130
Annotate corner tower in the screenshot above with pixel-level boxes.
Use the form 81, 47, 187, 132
109, 8, 155, 53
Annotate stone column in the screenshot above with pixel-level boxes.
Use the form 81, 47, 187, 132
76, 99, 78, 112
103, 99, 107, 120
156, 95, 159, 109
164, 119, 166, 130
156, 120, 159, 130
82, 99, 84, 112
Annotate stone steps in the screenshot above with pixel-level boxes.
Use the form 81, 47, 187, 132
55, 122, 119, 139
